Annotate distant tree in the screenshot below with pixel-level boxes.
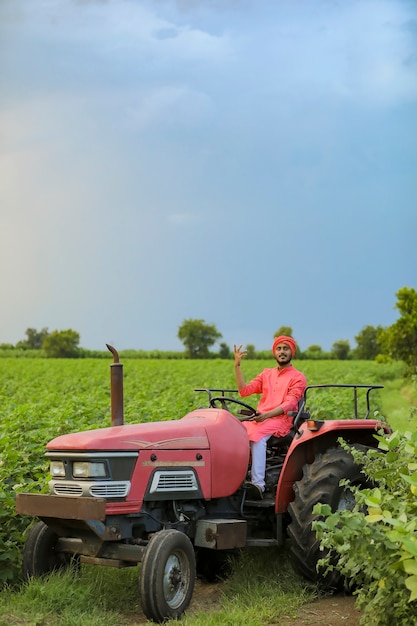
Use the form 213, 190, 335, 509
331, 339, 351, 360
218, 342, 231, 359
304, 344, 325, 359
354, 325, 385, 360
16, 327, 49, 349
177, 319, 222, 359
379, 286, 417, 370
42, 329, 80, 358
246, 344, 257, 359
274, 326, 293, 338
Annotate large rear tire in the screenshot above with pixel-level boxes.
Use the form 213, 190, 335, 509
22, 520, 78, 579
287, 446, 368, 589
139, 529, 196, 623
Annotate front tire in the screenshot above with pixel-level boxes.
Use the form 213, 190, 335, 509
287, 446, 368, 589
139, 529, 196, 623
22, 520, 77, 579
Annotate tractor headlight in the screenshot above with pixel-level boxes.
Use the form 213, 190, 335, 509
50, 460, 66, 477
73, 461, 107, 478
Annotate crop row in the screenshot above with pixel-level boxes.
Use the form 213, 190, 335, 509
0, 357, 404, 585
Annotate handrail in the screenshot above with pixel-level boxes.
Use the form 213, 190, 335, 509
195, 384, 384, 421
303, 384, 384, 420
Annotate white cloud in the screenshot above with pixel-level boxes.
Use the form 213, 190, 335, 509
22, 0, 232, 63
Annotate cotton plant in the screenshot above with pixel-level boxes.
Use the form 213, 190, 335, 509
313, 430, 417, 626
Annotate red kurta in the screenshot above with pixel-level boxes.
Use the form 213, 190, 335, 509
239, 365, 306, 442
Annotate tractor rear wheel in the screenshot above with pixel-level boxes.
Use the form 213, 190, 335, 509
139, 529, 196, 623
287, 446, 368, 590
22, 520, 78, 579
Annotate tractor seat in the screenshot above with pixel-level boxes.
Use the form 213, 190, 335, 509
267, 428, 296, 449
267, 402, 311, 450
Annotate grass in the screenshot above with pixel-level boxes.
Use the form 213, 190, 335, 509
380, 377, 417, 432
0, 548, 317, 626
184, 547, 316, 626
0, 566, 141, 625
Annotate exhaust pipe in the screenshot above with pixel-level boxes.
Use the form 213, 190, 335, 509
106, 344, 124, 426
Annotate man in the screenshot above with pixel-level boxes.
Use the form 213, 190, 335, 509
234, 335, 306, 499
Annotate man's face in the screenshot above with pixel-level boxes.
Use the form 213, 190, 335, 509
274, 342, 292, 365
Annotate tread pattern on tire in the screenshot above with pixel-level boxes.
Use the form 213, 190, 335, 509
287, 446, 368, 588
139, 529, 196, 623
22, 521, 61, 579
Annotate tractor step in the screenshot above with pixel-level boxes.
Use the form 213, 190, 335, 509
244, 496, 275, 508
246, 538, 279, 547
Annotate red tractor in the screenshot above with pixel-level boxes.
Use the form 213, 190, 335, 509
16, 346, 390, 623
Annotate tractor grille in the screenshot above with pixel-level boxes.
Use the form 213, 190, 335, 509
51, 480, 130, 498
53, 483, 83, 496
89, 482, 130, 498
149, 470, 198, 494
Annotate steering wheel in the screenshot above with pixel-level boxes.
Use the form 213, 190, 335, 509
209, 396, 258, 419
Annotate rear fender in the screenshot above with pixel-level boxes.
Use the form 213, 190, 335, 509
275, 420, 388, 514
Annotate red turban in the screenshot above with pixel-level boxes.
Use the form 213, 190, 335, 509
272, 335, 297, 357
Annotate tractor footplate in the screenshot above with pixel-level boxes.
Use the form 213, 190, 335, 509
244, 497, 275, 508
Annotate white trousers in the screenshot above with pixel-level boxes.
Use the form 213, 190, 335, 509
250, 435, 271, 491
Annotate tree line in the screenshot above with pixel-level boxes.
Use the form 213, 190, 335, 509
1, 287, 416, 369
174, 286, 417, 370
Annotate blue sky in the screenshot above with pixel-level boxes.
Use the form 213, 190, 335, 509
1, 0, 416, 353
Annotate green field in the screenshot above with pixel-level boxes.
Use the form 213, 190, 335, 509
0, 356, 410, 428
0, 357, 415, 625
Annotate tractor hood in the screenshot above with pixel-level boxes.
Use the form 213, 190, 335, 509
47, 416, 209, 452
46, 408, 248, 455
46, 408, 250, 499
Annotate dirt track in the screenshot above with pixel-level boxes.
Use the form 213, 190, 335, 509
122, 579, 361, 625
283, 594, 360, 626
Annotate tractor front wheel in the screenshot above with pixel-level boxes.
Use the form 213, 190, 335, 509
287, 446, 369, 590
22, 520, 78, 579
139, 529, 196, 623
